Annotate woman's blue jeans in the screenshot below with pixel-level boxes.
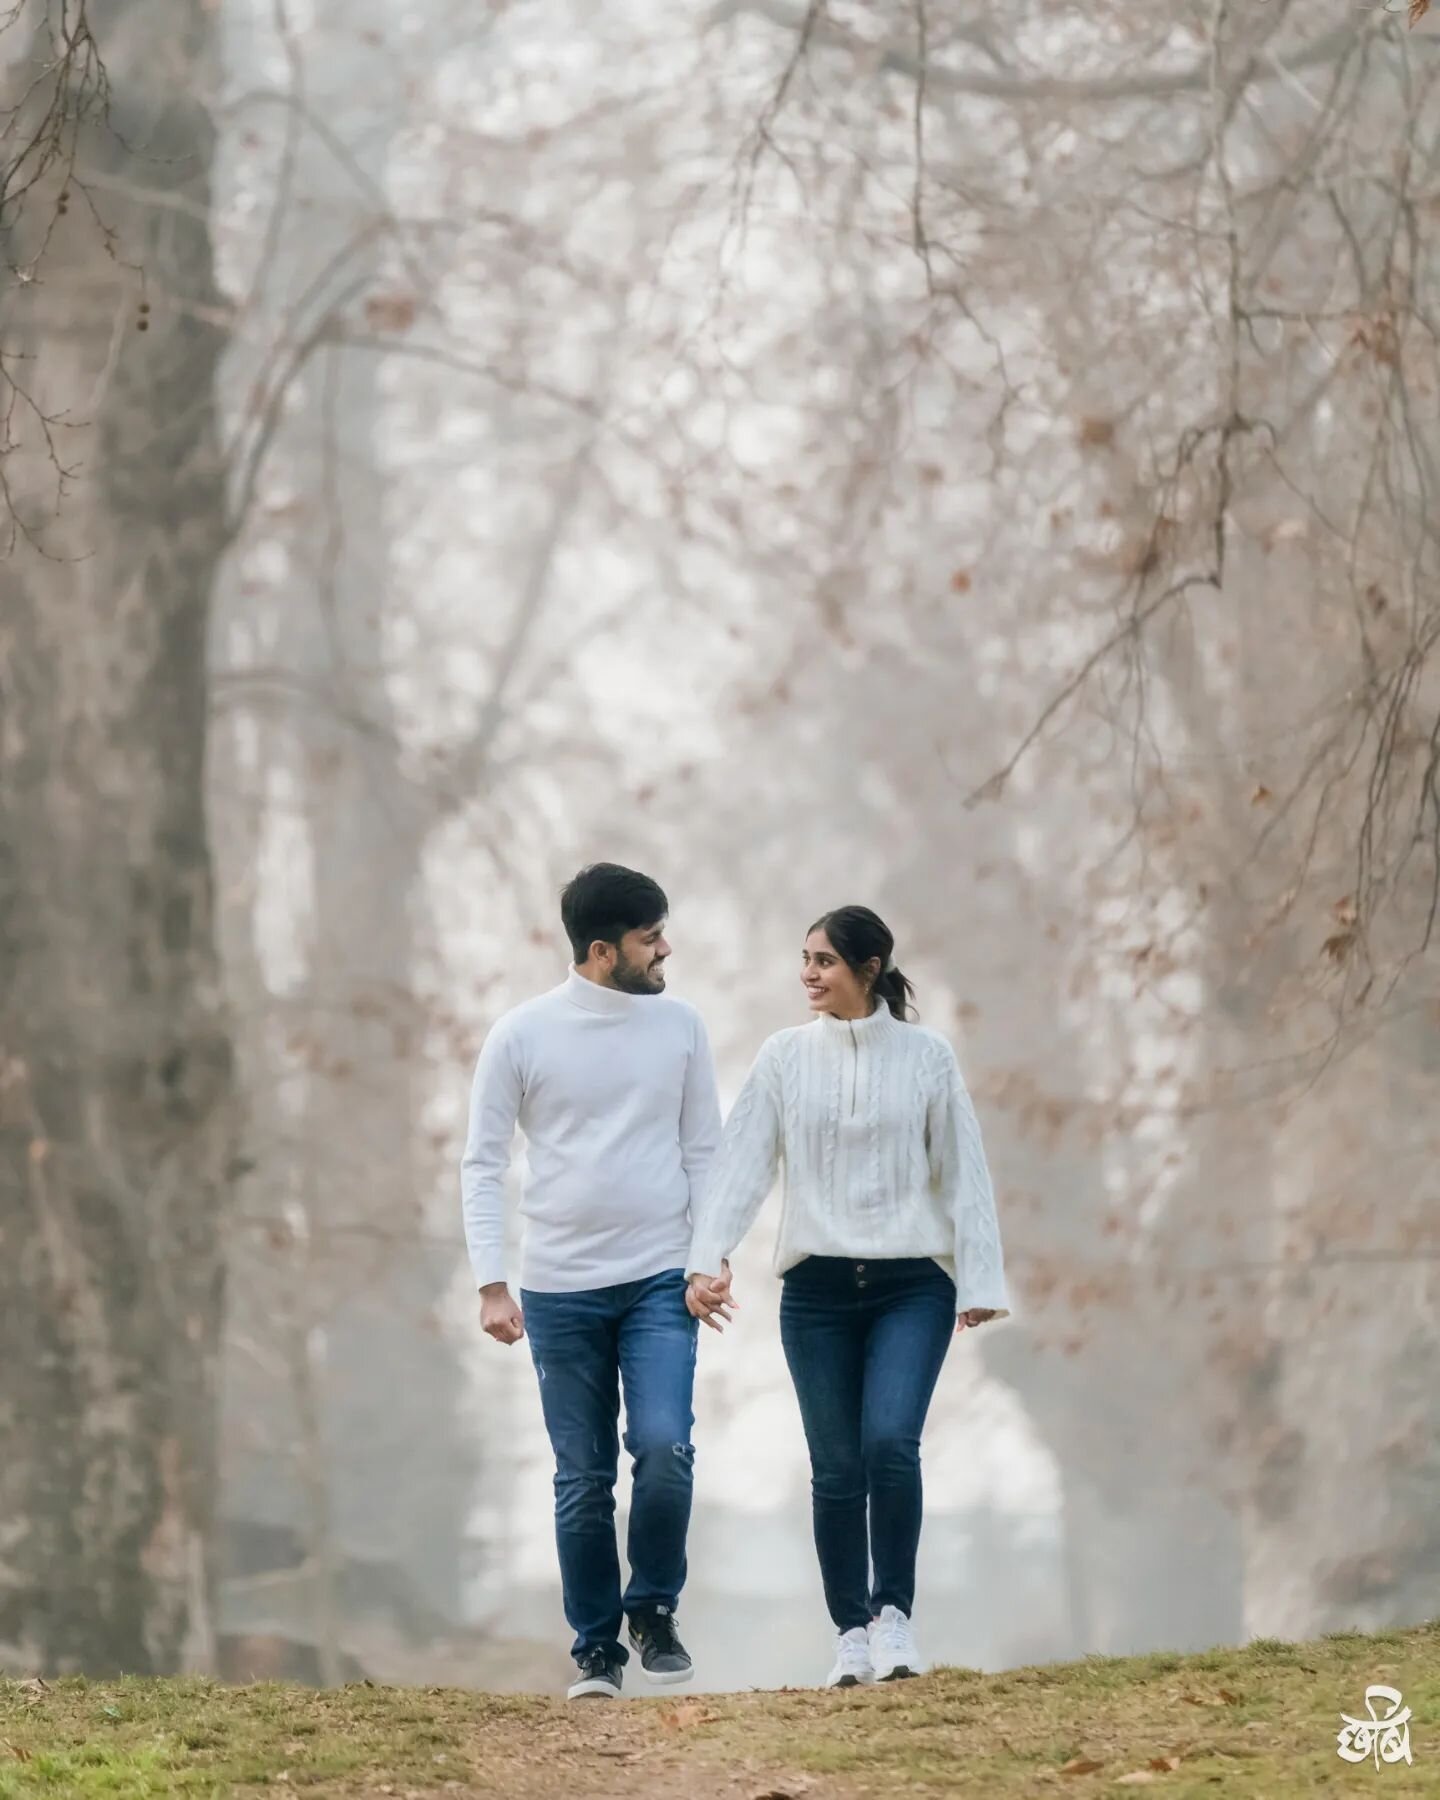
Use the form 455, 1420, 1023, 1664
779, 1254, 955, 1631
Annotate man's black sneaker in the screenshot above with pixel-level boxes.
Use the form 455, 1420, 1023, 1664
627, 1605, 693, 1684
567, 1644, 624, 1700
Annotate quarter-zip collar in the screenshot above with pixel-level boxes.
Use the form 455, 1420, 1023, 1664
817, 998, 897, 1117
815, 998, 898, 1040
563, 965, 642, 1016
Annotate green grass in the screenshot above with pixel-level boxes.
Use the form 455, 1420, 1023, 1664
2, 1619, 1436, 1796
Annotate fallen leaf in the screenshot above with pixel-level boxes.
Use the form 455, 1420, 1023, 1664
1332, 895, 1358, 926
1322, 930, 1356, 963
1217, 1688, 1240, 1704
1250, 785, 1272, 806
15, 1679, 47, 1700
1180, 1693, 1205, 1705
1148, 1755, 1182, 1771
4, 1742, 33, 1763
660, 1700, 719, 1729
1059, 1755, 1104, 1774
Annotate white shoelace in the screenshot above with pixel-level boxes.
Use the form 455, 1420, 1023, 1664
833, 1629, 872, 1674
871, 1610, 916, 1657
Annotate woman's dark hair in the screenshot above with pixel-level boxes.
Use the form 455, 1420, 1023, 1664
561, 863, 668, 963
807, 905, 917, 1021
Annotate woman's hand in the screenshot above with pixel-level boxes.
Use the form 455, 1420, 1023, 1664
955, 1307, 998, 1332
686, 1264, 736, 1333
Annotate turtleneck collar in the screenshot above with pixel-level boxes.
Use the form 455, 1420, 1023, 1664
815, 997, 898, 1039
563, 965, 642, 1016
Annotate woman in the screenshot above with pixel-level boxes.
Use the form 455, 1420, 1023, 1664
686, 906, 1008, 1688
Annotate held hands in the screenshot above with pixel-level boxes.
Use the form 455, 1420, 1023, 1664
686, 1262, 736, 1333
956, 1307, 998, 1332
479, 1282, 525, 1345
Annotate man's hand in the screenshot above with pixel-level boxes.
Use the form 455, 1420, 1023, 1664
686, 1263, 736, 1333
956, 1307, 999, 1332
480, 1282, 525, 1345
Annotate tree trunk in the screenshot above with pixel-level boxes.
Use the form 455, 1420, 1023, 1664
0, 0, 237, 1674
210, 0, 479, 1657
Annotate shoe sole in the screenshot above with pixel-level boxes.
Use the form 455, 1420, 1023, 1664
877, 1665, 921, 1681
567, 1680, 621, 1700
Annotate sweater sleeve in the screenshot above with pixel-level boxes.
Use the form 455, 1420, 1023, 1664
927, 1042, 1011, 1317
460, 1019, 524, 1291
679, 1008, 722, 1213
686, 1036, 783, 1278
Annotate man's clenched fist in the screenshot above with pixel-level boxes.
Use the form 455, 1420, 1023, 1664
480, 1282, 525, 1345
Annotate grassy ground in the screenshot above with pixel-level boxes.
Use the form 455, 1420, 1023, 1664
2, 1620, 1436, 1797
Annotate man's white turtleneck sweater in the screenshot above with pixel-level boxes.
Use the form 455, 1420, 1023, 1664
686, 1003, 1010, 1317
461, 968, 721, 1293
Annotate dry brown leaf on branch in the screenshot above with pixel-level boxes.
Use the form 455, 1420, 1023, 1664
363, 293, 418, 332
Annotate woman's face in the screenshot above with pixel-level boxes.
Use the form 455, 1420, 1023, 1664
801, 928, 875, 1017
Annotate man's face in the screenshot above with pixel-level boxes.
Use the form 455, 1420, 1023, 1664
607, 920, 670, 995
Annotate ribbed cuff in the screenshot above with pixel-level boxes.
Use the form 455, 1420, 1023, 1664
685, 1236, 730, 1280
470, 1251, 509, 1291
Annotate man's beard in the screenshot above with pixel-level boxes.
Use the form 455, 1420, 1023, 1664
612, 948, 664, 995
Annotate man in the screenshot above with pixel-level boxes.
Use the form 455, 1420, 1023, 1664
461, 863, 722, 1700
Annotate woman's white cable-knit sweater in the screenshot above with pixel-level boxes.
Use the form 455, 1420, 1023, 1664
687, 1002, 1010, 1317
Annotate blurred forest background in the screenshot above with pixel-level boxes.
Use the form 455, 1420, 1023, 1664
2, 0, 1438, 1693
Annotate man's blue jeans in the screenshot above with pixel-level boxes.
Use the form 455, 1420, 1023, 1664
779, 1254, 955, 1631
521, 1267, 698, 1662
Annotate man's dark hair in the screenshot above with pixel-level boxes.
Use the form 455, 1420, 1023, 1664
560, 863, 668, 963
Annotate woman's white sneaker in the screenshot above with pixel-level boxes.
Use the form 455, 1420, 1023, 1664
826, 1626, 876, 1688
868, 1605, 926, 1680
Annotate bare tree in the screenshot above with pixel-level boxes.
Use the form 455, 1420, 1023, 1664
0, 0, 238, 1673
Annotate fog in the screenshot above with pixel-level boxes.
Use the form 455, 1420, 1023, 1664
3, 0, 1436, 1688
